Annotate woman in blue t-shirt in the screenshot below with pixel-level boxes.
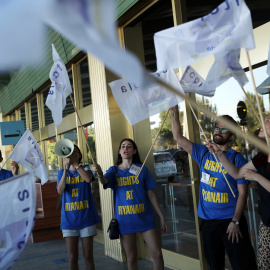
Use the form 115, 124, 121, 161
94, 138, 167, 270
57, 145, 100, 270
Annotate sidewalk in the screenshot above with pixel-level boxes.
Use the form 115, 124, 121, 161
12, 239, 170, 269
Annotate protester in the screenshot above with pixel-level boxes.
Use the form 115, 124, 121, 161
93, 138, 167, 270
207, 115, 270, 270
57, 145, 100, 270
171, 105, 257, 270
0, 150, 19, 181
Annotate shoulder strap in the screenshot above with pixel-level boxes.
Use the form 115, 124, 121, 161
200, 149, 209, 168
111, 166, 117, 218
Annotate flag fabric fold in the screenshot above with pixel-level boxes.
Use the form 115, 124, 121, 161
154, 0, 255, 71
43, 0, 145, 85
109, 69, 185, 125
45, 44, 72, 127
8, 129, 49, 184
0, 172, 36, 270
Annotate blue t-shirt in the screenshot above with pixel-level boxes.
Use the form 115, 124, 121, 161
192, 143, 248, 220
0, 169, 13, 181
57, 166, 100, 230
104, 164, 157, 235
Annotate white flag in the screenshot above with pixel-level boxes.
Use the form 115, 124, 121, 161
43, 0, 145, 85
154, 0, 255, 71
267, 41, 270, 76
0, 0, 47, 69
8, 129, 49, 185
0, 172, 36, 270
109, 70, 185, 125
45, 44, 72, 127
180, 66, 216, 97
206, 49, 248, 88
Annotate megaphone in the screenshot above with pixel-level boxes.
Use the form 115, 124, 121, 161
54, 139, 74, 158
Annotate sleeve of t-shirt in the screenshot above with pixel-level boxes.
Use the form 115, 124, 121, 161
191, 142, 207, 166
104, 166, 117, 189
234, 153, 249, 185
142, 166, 157, 191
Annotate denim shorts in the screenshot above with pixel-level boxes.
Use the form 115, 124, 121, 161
62, 224, 97, 238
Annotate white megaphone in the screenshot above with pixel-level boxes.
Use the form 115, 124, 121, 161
54, 139, 74, 158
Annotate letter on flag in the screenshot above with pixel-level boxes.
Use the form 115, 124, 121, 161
108, 70, 185, 125
154, 0, 255, 70
0, 172, 36, 270
46, 44, 72, 127
8, 129, 49, 185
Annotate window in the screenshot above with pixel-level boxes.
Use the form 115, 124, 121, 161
80, 57, 92, 107
30, 97, 39, 131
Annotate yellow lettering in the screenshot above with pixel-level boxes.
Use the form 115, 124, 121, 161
221, 193, 224, 203
80, 176, 84, 182
216, 193, 221, 203
123, 177, 127, 186
118, 206, 123, 215
65, 203, 70, 211
211, 161, 216, 171
70, 202, 75, 211
126, 190, 133, 200
136, 204, 139, 213
135, 177, 139, 184
224, 193, 228, 203
211, 192, 216, 203
80, 201, 84, 209
204, 160, 209, 170
215, 162, 220, 172
207, 192, 211, 202
72, 188, 78, 197
66, 177, 70, 184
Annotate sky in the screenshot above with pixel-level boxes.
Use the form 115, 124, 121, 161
150, 65, 269, 129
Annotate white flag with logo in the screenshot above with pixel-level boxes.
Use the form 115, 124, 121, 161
206, 49, 248, 88
0, 172, 36, 270
154, 0, 255, 70
46, 44, 72, 127
180, 66, 216, 97
109, 70, 185, 125
8, 129, 49, 185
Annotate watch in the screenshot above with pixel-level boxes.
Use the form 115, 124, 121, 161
74, 165, 80, 170
231, 220, 239, 225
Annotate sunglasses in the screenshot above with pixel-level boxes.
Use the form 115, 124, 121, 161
214, 127, 229, 134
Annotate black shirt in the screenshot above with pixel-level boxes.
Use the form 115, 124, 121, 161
252, 152, 270, 227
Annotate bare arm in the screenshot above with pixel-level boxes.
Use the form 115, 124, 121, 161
206, 142, 256, 179
227, 184, 248, 243
57, 167, 68, 194
171, 105, 193, 155
92, 164, 109, 185
74, 165, 93, 183
243, 169, 270, 192
147, 189, 168, 233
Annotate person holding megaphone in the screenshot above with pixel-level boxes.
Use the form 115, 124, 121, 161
56, 141, 100, 270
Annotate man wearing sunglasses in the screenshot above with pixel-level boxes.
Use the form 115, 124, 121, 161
171, 105, 256, 270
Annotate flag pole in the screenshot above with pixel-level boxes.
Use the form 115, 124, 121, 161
152, 75, 270, 155
188, 103, 235, 197
245, 51, 270, 147
136, 109, 170, 179
69, 94, 96, 165
241, 87, 261, 124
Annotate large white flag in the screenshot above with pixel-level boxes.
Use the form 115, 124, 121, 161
180, 49, 248, 97
109, 70, 185, 125
42, 0, 145, 85
206, 49, 248, 88
46, 44, 72, 127
154, 0, 255, 71
180, 66, 216, 97
0, 172, 36, 270
8, 129, 49, 185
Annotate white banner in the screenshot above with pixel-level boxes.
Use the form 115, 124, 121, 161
8, 129, 49, 185
180, 66, 216, 97
109, 70, 185, 125
46, 44, 72, 127
43, 0, 145, 85
154, 0, 255, 70
0, 172, 36, 270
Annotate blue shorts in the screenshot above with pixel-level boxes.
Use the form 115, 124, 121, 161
62, 224, 97, 238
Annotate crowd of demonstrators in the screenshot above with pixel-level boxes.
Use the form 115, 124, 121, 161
93, 138, 167, 270
170, 105, 257, 270
207, 115, 270, 270
57, 145, 100, 270
0, 150, 19, 181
